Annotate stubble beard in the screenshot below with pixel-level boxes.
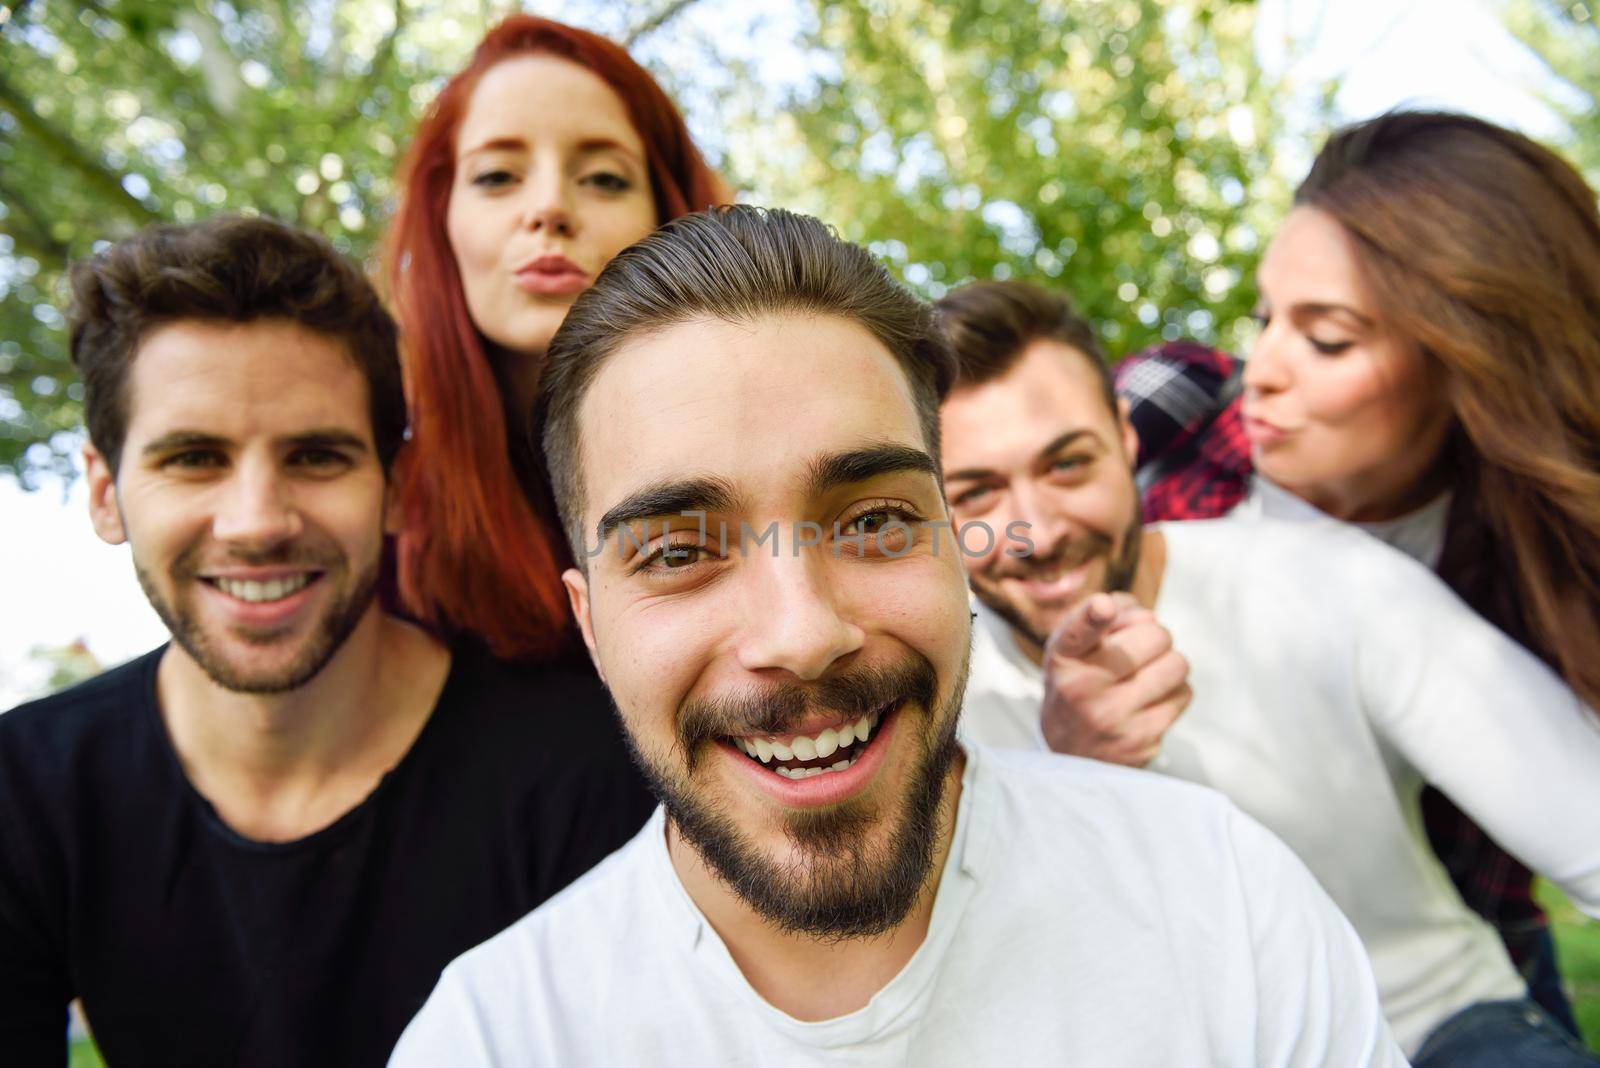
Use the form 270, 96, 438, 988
136, 548, 381, 695
624, 648, 971, 941
971, 510, 1144, 650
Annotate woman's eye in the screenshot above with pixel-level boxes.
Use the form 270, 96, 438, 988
470, 169, 516, 189
1309, 338, 1354, 356
582, 171, 633, 193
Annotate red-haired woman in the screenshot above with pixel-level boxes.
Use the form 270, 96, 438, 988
384, 15, 724, 660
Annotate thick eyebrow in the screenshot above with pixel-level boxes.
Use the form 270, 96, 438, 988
139, 428, 369, 458
596, 476, 741, 547
141, 430, 229, 458
805, 443, 938, 498
943, 429, 1094, 483
286, 429, 370, 454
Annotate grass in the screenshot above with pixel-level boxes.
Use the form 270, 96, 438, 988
1539, 878, 1600, 1051
60, 882, 1600, 1062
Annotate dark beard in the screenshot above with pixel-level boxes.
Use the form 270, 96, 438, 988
973, 509, 1144, 650
623, 651, 969, 941
137, 550, 380, 695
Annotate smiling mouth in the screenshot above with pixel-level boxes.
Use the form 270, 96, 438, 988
202, 573, 323, 603
726, 703, 896, 780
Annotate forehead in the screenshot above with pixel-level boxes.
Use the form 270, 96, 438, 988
941, 340, 1115, 469
577, 313, 926, 515
124, 318, 371, 442
1260, 206, 1366, 301
457, 54, 643, 156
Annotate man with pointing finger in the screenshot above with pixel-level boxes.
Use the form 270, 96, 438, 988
935, 280, 1600, 1064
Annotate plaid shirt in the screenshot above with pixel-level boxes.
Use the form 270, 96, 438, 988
1112, 340, 1546, 972
1114, 341, 1252, 522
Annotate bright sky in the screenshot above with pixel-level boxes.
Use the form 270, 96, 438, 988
0, 0, 1579, 707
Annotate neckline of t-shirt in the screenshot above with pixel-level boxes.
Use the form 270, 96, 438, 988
641, 747, 988, 1047
139, 639, 465, 855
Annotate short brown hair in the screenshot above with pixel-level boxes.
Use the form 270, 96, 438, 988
934, 280, 1115, 415
538, 205, 955, 556
68, 214, 405, 475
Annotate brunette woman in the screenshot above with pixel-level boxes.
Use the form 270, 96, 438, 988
1119, 110, 1600, 1043
384, 15, 723, 659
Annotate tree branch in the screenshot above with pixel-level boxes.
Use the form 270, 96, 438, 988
626, 0, 704, 46
0, 72, 162, 224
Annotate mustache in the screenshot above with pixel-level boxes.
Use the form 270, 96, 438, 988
171, 541, 340, 579
677, 657, 938, 757
988, 532, 1111, 581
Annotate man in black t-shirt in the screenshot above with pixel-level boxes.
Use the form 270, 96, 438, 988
0, 216, 653, 1067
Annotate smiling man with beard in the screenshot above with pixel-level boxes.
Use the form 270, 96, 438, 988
936, 280, 1600, 1064
0, 216, 653, 1068
390, 207, 1404, 1067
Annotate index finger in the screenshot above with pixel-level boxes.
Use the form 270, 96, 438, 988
1045, 592, 1118, 661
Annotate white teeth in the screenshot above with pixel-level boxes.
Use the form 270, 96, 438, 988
855, 715, 873, 742
831, 760, 851, 771
790, 735, 817, 761
771, 739, 793, 761
836, 721, 855, 747
216, 575, 311, 603
754, 737, 773, 763
814, 728, 838, 759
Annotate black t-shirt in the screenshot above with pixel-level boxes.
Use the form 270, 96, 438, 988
0, 640, 655, 1067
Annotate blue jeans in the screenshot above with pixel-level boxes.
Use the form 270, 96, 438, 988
1413, 999, 1598, 1067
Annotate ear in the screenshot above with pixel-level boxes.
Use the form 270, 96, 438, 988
84, 442, 128, 546
381, 442, 408, 537
1116, 396, 1140, 469
562, 566, 604, 683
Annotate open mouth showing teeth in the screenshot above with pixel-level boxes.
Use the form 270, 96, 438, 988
728, 704, 893, 780
205, 574, 319, 603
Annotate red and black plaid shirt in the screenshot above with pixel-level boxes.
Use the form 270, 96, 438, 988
1113, 340, 1546, 970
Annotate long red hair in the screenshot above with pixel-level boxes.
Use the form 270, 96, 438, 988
384, 15, 723, 659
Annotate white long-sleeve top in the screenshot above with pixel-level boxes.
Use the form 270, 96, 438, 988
959, 515, 1600, 1055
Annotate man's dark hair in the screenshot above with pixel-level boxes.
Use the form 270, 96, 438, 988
933, 280, 1116, 416
68, 214, 405, 474
537, 205, 955, 555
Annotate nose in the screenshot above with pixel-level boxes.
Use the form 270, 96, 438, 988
211, 461, 302, 550
1243, 319, 1291, 397
734, 547, 865, 681
519, 164, 575, 237
1007, 481, 1072, 561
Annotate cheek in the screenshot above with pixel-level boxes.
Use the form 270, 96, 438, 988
850, 556, 970, 664
591, 588, 719, 742
591, 200, 660, 261
445, 195, 498, 279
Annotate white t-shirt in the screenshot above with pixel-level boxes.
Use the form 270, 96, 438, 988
959, 516, 1600, 1055
1235, 475, 1453, 569
391, 745, 1404, 1067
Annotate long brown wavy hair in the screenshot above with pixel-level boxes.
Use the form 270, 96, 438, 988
1296, 110, 1600, 710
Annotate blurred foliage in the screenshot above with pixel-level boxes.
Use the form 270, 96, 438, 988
4, 0, 1309, 487
1502, 0, 1600, 185
720, 0, 1290, 361
0, 0, 701, 487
